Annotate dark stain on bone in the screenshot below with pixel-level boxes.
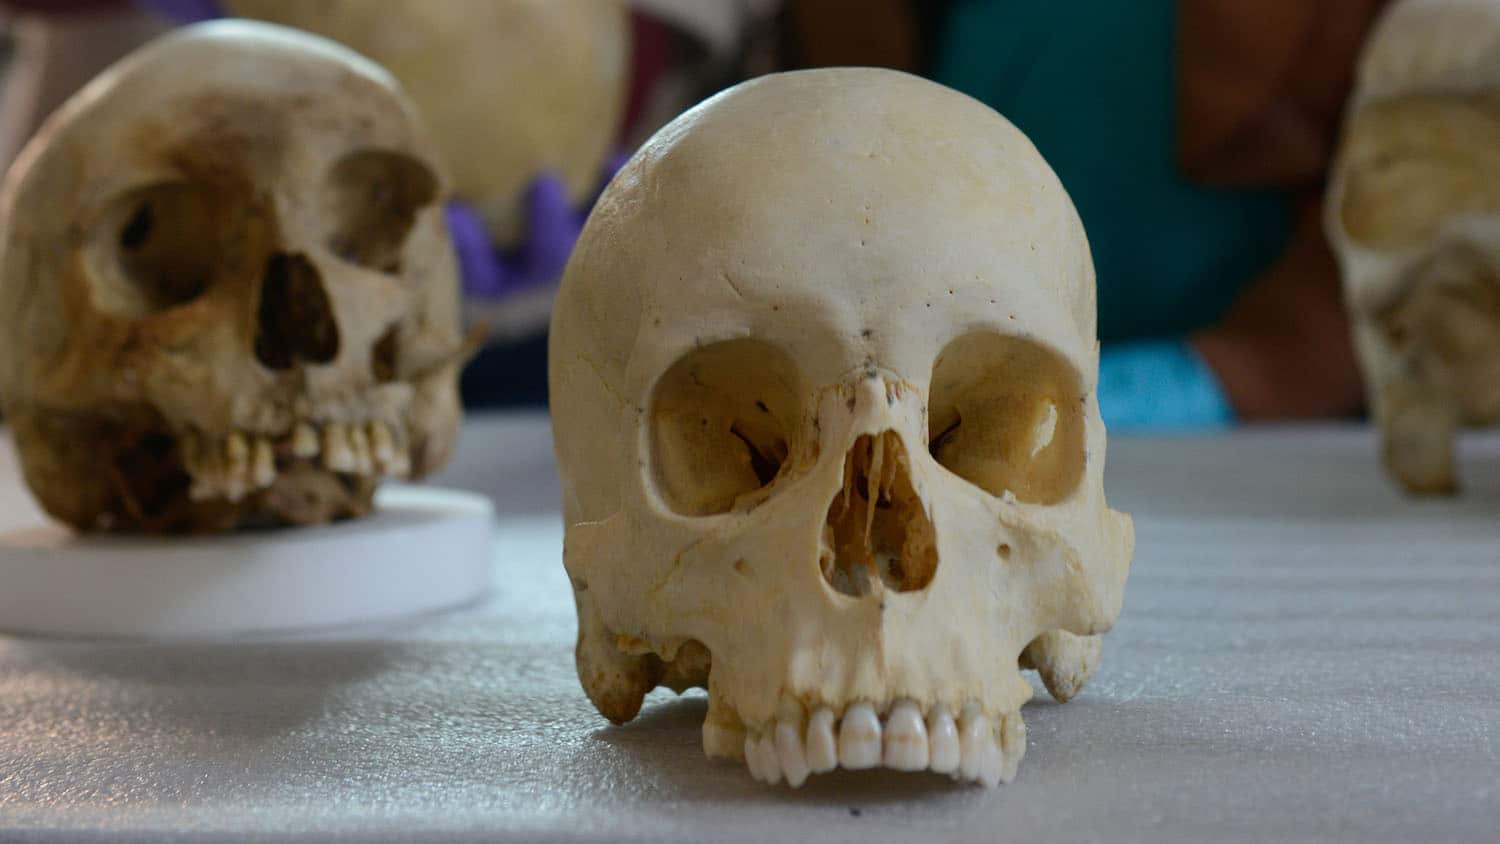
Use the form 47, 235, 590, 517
755, 400, 770, 413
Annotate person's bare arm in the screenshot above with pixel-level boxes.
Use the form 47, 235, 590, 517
1192, 198, 1365, 419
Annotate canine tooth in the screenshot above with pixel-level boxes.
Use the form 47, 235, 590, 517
882, 700, 929, 771
323, 425, 357, 473
742, 734, 761, 781
251, 438, 276, 488
774, 719, 810, 788
757, 733, 782, 785
350, 425, 374, 474
805, 707, 837, 773
370, 422, 397, 471
926, 704, 960, 774
998, 713, 1026, 785
837, 703, 882, 770
291, 422, 320, 458
958, 704, 991, 782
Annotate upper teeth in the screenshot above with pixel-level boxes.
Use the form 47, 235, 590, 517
185, 420, 411, 502
743, 700, 1023, 788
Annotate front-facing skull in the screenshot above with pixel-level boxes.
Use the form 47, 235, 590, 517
1328, 0, 1500, 494
0, 21, 464, 532
550, 68, 1133, 787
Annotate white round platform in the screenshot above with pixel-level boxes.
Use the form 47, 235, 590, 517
0, 484, 494, 639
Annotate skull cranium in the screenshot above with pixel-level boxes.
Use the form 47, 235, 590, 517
549, 68, 1134, 787
0, 21, 464, 532
225, 0, 629, 245
1328, 0, 1500, 494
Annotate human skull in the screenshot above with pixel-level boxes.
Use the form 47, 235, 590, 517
1327, 0, 1500, 494
0, 21, 464, 533
550, 68, 1133, 787
226, 0, 629, 245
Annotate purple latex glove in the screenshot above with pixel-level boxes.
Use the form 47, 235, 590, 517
136, 0, 222, 22
450, 151, 628, 300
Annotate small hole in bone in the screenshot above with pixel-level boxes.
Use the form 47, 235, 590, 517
998, 543, 1011, 559
650, 339, 801, 516
821, 431, 937, 597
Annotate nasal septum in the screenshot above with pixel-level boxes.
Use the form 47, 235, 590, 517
819, 428, 938, 598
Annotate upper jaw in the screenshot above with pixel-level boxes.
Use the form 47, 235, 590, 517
181, 416, 413, 503
727, 697, 1026, 789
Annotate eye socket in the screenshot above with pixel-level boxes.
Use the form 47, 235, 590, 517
928, 331, 1085, 504
323, 149, 438, 274
85, 182, 232, 317
650, 339, 802, 516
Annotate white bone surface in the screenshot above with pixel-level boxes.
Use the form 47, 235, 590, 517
1, 414, 1497, 840
549, 67, 1133, 787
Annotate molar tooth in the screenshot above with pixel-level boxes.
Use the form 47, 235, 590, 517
837, 703, 882, 770
323, 425, 357, 473
958, 704, 991, 783
774, 718, 810, 788
926, 704, 960, 775
251, 438, 276, 489
291, 422, 320, 458
882, 700, 929, 771
805, 708, 838, 774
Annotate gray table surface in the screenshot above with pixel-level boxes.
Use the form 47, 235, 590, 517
1, 413, 1497, 842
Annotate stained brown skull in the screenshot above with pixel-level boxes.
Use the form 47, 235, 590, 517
0, 21, 464, 532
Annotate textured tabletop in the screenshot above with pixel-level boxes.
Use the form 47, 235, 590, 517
1, 414, 1498, 842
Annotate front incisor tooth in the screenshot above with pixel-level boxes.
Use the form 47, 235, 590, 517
323, 425, 357, 473
958, 704, 991, 783
805, 708, 838, 774
291, 422, 320, 458
251, 438, 276, 488
882, 700, 929, 771
837, 703, 882, 770
774, 719, 810, 788
927, 704, 961, 775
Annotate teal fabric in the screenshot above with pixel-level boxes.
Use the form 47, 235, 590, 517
931, 0, 1291, 343
1097, 339, 1234, 430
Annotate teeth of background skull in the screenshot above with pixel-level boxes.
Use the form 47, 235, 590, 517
349, 425, 374, 475
323, 425, 358, 473
291, 422, 321, 459
223, 433, 251, 501
251, 437, 276, 489
370, 422, 397, 472
746, 701, 1017, 788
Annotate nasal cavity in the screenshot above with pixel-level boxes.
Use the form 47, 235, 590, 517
255, 252, 340, 371
820, 431, 938, 597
